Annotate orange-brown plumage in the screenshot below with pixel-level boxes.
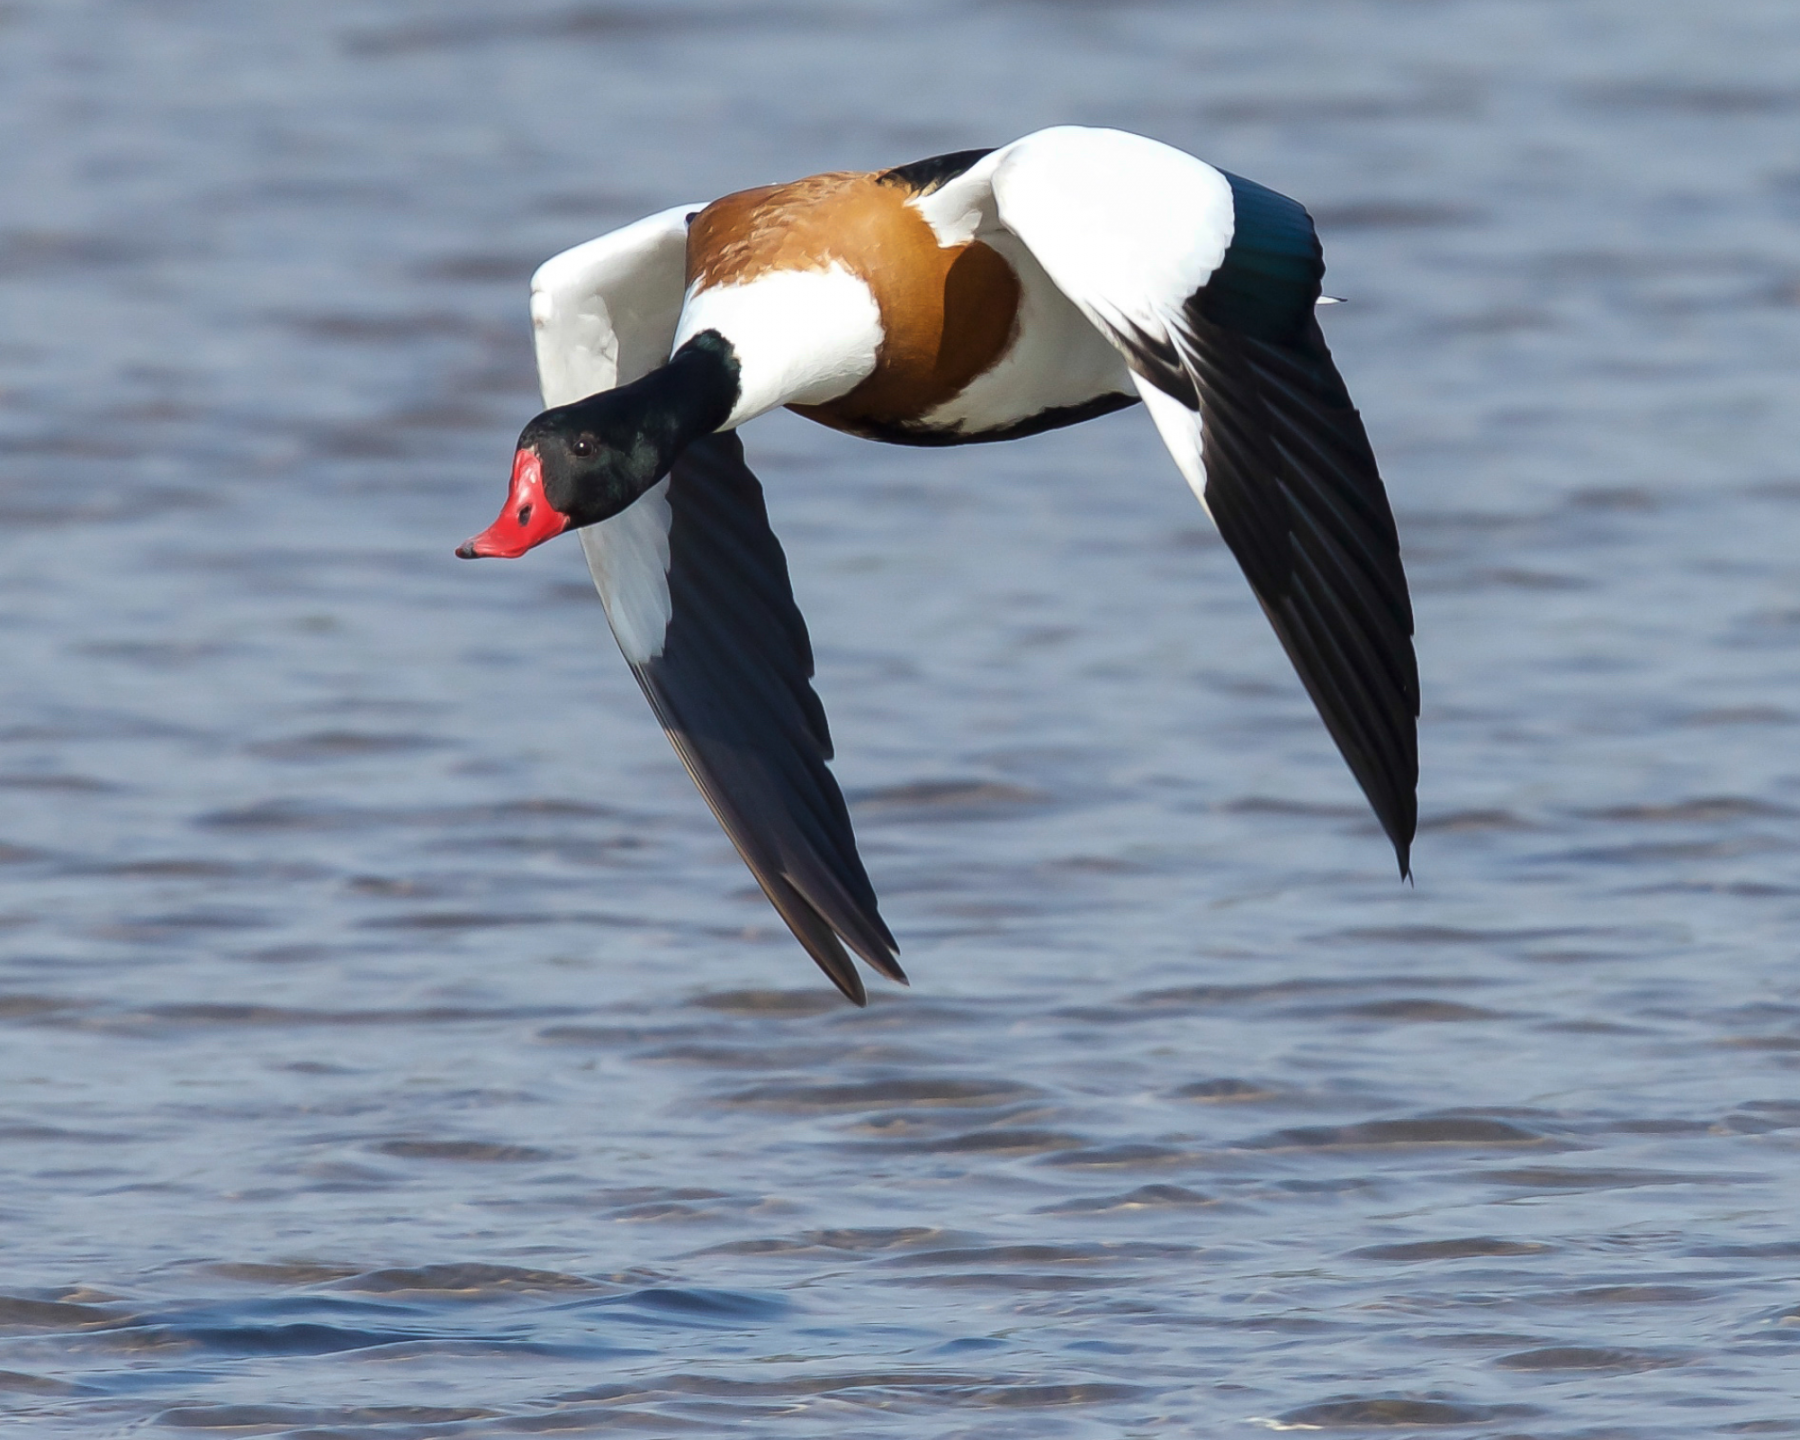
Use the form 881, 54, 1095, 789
686, 170, 1021, 433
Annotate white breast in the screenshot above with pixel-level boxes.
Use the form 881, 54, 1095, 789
672, 266, 884, 430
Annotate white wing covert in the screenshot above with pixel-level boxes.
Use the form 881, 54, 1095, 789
530, 203, 700, 406
920, 128, 1420, 871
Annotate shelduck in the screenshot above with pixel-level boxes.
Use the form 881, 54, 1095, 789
459, 127, 1418, 1004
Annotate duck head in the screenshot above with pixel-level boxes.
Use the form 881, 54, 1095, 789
458, 332, 739, 560
458, 399, 661, 559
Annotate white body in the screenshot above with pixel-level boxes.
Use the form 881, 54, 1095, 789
507, 127, 1418, 974
527, 128, 1273, 658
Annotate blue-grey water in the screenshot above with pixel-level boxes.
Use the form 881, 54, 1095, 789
3, 1, 1800, 1434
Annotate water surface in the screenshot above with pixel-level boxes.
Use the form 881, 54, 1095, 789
3, 1, 1800, 1434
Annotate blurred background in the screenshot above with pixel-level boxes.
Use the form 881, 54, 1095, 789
3, 1, 1800, 1434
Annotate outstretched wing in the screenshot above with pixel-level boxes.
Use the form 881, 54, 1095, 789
533, 211, 900, 1000
581, 433, 902, 1004
916, 127, 1419, 872
530, 203, 702, 403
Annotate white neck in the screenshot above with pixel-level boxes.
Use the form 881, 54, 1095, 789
671, 265, 882, 430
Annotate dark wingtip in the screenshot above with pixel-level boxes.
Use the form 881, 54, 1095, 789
832, 972, 869, 1007
851, 941, 907, 988
867, 950, 910, 988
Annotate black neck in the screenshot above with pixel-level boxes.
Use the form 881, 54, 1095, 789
589, 330, 741, 488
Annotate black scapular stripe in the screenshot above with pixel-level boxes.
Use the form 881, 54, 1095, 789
877, 147, 995, 196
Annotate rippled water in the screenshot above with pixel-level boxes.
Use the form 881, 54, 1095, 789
4, 0, 1800, 1434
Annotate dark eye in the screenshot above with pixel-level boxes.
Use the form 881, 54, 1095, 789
572, 437, 593, 458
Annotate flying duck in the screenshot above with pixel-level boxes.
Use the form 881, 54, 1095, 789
459, 126, 1418, 1005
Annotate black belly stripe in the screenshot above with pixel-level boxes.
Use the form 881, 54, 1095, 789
807, 391, 1140, 448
